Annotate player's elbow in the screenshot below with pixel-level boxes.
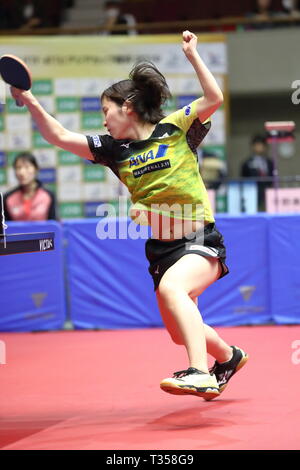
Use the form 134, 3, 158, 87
208, 93, 223, 115
212, 91, 223, 107
199, 93, 224, 115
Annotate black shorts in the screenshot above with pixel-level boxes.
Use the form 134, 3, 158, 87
145, 223, 229, 291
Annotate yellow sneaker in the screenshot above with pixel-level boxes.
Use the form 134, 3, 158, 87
160, 367, 220, 400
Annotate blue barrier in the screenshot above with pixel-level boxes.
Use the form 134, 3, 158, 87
0, 215, 299, 331
64, 218, 162, 329
65, 215, 273, 329
269, 215, 300, 324
0, 221, 66, 332
201, 215, 272, 326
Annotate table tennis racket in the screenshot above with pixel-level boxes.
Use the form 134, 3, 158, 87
0, 54, 32, 107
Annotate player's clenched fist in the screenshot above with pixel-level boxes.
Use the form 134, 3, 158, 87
182, 30, 198, 57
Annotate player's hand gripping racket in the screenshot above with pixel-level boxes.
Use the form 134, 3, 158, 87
0, 54, 32, 107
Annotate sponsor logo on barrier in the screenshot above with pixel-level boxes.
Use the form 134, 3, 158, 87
239, 286, 256, 302
234, 306, 265, 313
31, 292, 48, 308
39, 239, 53, 251
24, 312, 55, 320
234, 285, 265, 314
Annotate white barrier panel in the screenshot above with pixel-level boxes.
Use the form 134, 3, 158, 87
227, 182, 258, 214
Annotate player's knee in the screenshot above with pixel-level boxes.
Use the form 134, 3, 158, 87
157, 278, 181, 305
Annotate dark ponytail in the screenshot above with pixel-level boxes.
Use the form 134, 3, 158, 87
101, 61, 171, 124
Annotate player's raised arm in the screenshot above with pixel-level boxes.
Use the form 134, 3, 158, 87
182, 30, 223, 123
10, 87, 94, 161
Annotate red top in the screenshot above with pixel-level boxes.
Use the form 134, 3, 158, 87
4, 182, 56, 221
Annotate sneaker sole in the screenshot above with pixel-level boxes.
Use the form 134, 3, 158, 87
204, 352, 249, 401
160, 382, 220, 400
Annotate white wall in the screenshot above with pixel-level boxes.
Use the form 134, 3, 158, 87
227, 27, 300, 178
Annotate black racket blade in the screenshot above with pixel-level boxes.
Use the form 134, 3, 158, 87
0, 54, 31, 90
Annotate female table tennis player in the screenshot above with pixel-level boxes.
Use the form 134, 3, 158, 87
11, 31, 248, 400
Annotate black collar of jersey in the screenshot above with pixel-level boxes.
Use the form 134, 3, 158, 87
115, 122, 177, 152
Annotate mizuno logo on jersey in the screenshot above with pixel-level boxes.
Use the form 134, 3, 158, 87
184, 105, 191, 116
92, 136, 102, 148
129, 144, 169, 168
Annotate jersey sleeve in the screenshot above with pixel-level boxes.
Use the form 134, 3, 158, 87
86, 134, 115, 167
161, 98, 211, 134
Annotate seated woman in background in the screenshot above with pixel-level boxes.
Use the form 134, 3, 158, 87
102, 0, 137, 35
3, 152, 56, 221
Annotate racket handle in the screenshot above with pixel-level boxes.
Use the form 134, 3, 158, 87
9, 86, 25, 107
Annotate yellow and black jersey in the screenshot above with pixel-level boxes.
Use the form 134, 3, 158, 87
86, 98, 214, 223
